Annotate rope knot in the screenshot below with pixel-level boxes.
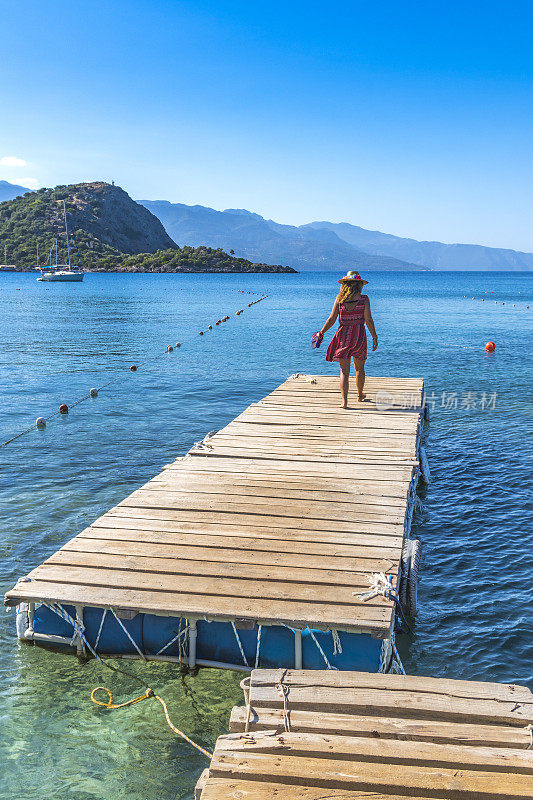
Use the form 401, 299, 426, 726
359, 571, 394, 602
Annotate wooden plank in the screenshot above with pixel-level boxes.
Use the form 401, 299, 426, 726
236, 410, 419, 430
199, 778, 436, 800
224, 419, 418, 434
216, 731, 533, 773
229, 706, 533, 749
250, 669, 533, 703
4, 579, 390, 631
208, 748, 533, 799
208, 436, 416, 456
247, 685, 533, 726
209, 434, 416, 453
188, 446, 418, 466
199, 778, 433, 800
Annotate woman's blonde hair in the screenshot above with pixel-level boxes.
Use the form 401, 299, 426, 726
337, 279, 364, 304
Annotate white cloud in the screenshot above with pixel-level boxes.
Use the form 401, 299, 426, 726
18, 177, 40, 190
0, 156, 27, 167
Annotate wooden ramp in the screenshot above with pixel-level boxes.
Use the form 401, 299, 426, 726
5, 375, 425, 640
196, 669, 533, 800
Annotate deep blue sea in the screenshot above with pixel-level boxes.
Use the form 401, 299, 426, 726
0, 270, 532, 800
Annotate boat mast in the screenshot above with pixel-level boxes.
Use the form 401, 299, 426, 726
63, 200, 71, 268
55, 238, 58, 267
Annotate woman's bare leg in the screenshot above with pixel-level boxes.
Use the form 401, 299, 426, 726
339, 358, 350, 408
354, 357, 366, 400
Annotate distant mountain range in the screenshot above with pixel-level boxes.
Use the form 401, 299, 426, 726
0, 180, 33, 203
142, 201, 420, 271
143, 201, 533, 271
1, 180, 531, 270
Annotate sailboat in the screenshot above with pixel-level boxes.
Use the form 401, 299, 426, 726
0, 244, 16, 271
37, 201, 84, 282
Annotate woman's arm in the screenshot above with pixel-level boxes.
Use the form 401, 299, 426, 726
364, 297, 378, 350
320, 299, 340, 335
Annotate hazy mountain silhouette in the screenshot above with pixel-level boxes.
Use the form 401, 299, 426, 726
142, 201, 420, 271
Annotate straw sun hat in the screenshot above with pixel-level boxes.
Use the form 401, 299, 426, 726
338, 270, 369, 285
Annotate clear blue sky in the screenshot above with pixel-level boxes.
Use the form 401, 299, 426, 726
1, 0, 532, 250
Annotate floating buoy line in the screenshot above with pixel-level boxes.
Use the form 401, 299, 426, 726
1, 290, 269, 448
461, 294, 530, 310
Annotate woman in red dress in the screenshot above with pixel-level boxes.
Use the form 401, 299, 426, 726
319, 271, 378, 408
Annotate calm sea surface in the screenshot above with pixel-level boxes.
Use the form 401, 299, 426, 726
0, 270, 532, 799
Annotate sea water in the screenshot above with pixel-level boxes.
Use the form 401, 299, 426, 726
0, 270, 532, 800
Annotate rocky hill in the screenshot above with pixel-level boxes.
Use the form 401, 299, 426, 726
0, 182, 294, 272
0, 181, 175, 266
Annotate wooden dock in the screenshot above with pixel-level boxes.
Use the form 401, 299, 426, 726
5, 375, 426, 656
196, 668, 533, 799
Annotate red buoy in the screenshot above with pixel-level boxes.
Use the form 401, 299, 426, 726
130, 364, 137, 371
59, 403, 68, 414
166, 345, 173, 352
485, 341, 496, 353
199, 331, 204, 335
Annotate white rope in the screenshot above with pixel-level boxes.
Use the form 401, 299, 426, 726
231, 621, 250, 667
359, 571, 395, 602
110, 608, 146, 660
254, 624, 262, 669
94, 609, 107, 651
526, 724, 533, 750
331, 629, 342, 655
390, 633, 406, 675
43, 603, 104, 664
190, 430, 216, 452
378, 639, 389, 673
288, 373, 317, 384
307, 628, 337, 670
155, 623, 189, 656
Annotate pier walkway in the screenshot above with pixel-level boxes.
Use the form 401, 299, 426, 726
196, 668, 533, 799
5, 375, 425, 655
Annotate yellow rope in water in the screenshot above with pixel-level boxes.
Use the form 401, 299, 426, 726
91, 686, 213, 759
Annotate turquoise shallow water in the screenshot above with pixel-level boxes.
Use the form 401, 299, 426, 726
0, 270, 532, 799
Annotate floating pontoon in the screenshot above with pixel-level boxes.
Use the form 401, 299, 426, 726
5, 375, 428, 672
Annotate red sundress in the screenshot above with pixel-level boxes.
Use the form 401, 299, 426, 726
325, 296, 368, 362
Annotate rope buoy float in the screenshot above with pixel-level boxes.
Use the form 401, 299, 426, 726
485, 341, 496, 352
2, 289, 270, 447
